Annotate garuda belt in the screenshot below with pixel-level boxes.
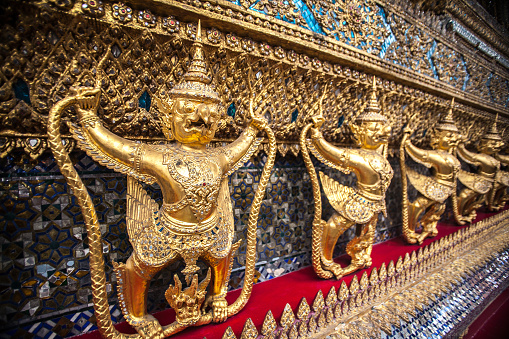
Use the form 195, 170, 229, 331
406, 168, 455, 203
319, 172, 385, 224
458, 170, 494, 194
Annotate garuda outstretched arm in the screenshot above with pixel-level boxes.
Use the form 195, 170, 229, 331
403, 138, 434, 169
456, 143, 480, 166
221, 122, 263, 177
307, 128, 354, 175
69, 88, 156, 184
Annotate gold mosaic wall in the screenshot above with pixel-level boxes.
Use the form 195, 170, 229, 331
0, 0, 508, 159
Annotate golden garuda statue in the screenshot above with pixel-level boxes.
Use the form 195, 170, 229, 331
400, 98, 462, 244
492, 127, 509, 210
47, 21, 276, 338
473, 119, 506, 211
455, 118, 502, 221
300, 78, 393, 279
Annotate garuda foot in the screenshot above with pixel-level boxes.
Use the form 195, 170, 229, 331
416, 231, 431, 245
322, 260, 344, 279
342, 263, 363, 276
131, 315, 165, 339
205, 296, 228, 323
468, 211, 477, 222
405, 232, 421, 245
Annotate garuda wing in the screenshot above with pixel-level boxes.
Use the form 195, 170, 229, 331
319, 172, 381, 223
207, 178, 236, 261
126, 176, 159, 241
69, 122, 156, 185
496, 170, 509, 187
319, 171, 353, 214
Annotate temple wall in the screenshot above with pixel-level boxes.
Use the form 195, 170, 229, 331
0, 0, 508, 337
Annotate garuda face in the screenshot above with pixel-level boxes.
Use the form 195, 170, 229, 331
431, 129, 461, 151
171, 98, 221, 146
478, 138, 504, 155
352, 121, 391, 150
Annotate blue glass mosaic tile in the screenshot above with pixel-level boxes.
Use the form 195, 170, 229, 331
292, 0, 324, 33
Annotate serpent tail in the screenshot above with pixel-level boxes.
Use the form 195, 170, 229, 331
48, 98, 136, 339
400, 135, 413, 242
227, 119, 277, 315
299, 123, 333, 279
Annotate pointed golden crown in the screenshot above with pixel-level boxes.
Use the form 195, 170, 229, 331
435, 98, 459, 132
483, 114, 502, 140
168, 20, 221, 104
355, 77, 387, 123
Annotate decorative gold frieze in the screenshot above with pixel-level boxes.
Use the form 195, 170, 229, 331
446, 0, 509, 59
1, 0, 508, 159
303, 0, 389, 53
296, 298, 310, 321
280, 303, 296, 331
261, 310, 277, 339
222, 327, 237, 339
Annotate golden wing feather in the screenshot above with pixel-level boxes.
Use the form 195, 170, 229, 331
406, 168, 434, 199
217, 178, 234, 234
126, 176, 159, 240
406, 168, 454, 203
318, 171, 352, 213
457, 170, 492, 194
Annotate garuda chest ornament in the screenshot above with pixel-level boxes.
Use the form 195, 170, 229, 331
48, 20, 276, 339
163, 147, 222, 220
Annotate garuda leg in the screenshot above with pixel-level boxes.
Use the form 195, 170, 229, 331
458, 188, 479, 222
493, 184, 509, 210
343, 215, 377, 276
417, 202, 445, 244
320, 213, 355, 279
407, 196, 435, 244
114, 253, 175, 338
203, 240, 241, 323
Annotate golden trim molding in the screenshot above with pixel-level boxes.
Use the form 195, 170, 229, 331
109, 0, 509, 115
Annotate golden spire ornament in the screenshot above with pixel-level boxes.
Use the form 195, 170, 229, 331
47, 19, 276, 338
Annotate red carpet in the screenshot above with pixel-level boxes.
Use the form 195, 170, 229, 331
464, 287, 509, 339
73, 208, 503, 339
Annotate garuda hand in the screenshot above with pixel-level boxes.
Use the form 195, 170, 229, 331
312, 115, 325, 129
70, 87, 101, 120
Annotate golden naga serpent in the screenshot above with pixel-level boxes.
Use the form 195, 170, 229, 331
48, 82, 276, 337
299, 85, 334, 279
